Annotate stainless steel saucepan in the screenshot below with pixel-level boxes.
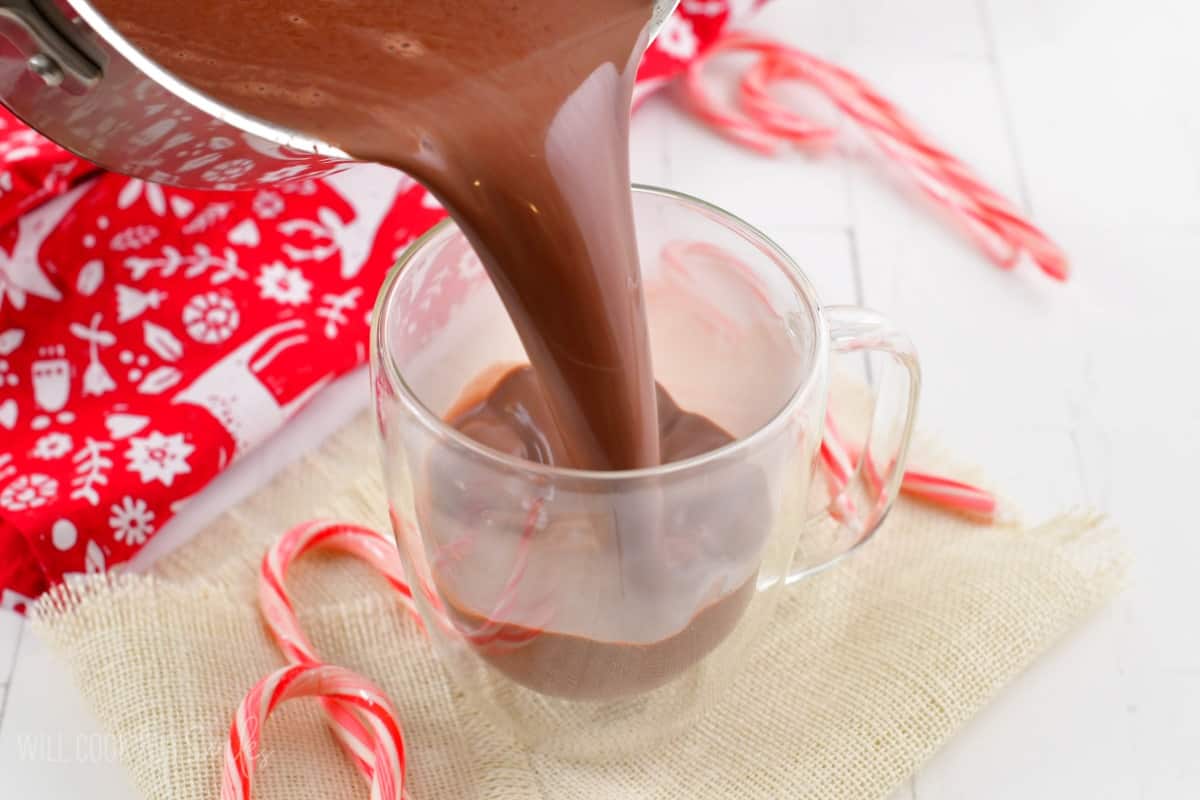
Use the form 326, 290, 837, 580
0, 0, 679, 189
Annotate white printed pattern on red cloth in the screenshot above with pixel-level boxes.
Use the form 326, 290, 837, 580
0, 165, 446, 602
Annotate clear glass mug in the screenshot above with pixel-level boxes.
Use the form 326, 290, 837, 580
370, 186, 920, 758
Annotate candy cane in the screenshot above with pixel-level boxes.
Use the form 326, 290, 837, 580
221, 664, 405, 800
256, 514, 549, 787
740, 49, 1068, 281
236, 443, 991, 800
897, 469, 998, 520
258, 520, 420, 785
822, 421, 998, 522
683, 32, 1068, 282
820, 412, 858, 523
680, 36, 835, 155
680, 63, 802, 155
449, 497, 554, 650
656, 241, 755, 340
260, 520, 422, 664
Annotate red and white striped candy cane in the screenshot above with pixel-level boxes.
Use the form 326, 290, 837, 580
897, 469, 998, 521
221, 663, 405, 800
257, 520, 423, 784
819, 411, 858, 523
236, 453, 992, 800
255, 511, 551, 790
264, 513, 550, 649
258, 518, 530, 784
821, 416, 999, 523
845, 439, 999, 523
441, 497, 553, 650
260, 520, 422, 666
682, 32, 1068, 282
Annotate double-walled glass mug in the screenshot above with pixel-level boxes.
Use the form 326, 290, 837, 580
370, 186, 920, 758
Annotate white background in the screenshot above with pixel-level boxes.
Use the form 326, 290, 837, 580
2, 0, 1199, 796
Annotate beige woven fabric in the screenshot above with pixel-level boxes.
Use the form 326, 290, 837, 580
30, 409, 1127, 800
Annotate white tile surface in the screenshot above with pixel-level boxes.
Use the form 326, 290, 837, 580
6, 0, 1200, 798
0, 611, 20, 688
739, 0, 855, 60
847, 0, 990, 59
840, 54, 1027, 222
630, 98, 674, 187
913, 608, 1141, 799
657, 97, 854, 229
0, 634, 138, 800
761, 225, 859, 304
985, 0, 1200, 227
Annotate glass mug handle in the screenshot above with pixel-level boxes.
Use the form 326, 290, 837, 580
788, 305, 921, 585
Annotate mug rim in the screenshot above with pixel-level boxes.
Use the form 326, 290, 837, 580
371, 183, 830, 482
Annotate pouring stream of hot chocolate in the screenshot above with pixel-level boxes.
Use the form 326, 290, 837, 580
94, 1, 778, 701
94, 0, 662, 470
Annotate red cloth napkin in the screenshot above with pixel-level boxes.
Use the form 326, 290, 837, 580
0, 1, 765, 612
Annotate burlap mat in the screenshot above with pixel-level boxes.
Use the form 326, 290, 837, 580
29, 404, 1127, 800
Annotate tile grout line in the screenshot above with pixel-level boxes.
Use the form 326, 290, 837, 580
844, 226, 875, 385
1065, 353, 1098, 508
841, 119, 876, 385
660, 102, 675, 186
839, 97, 869, 312
1067, 427, 1093, 505
839, 92, 865, 310
975, 0, 1035, 216
845, 227, 867, 307
0, 620, 27, 734
770, 223, 858, 232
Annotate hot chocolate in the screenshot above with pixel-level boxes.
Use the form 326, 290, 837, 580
425, 365, 769, 699
94, 0, 767, 699
93, 0, 662, 471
